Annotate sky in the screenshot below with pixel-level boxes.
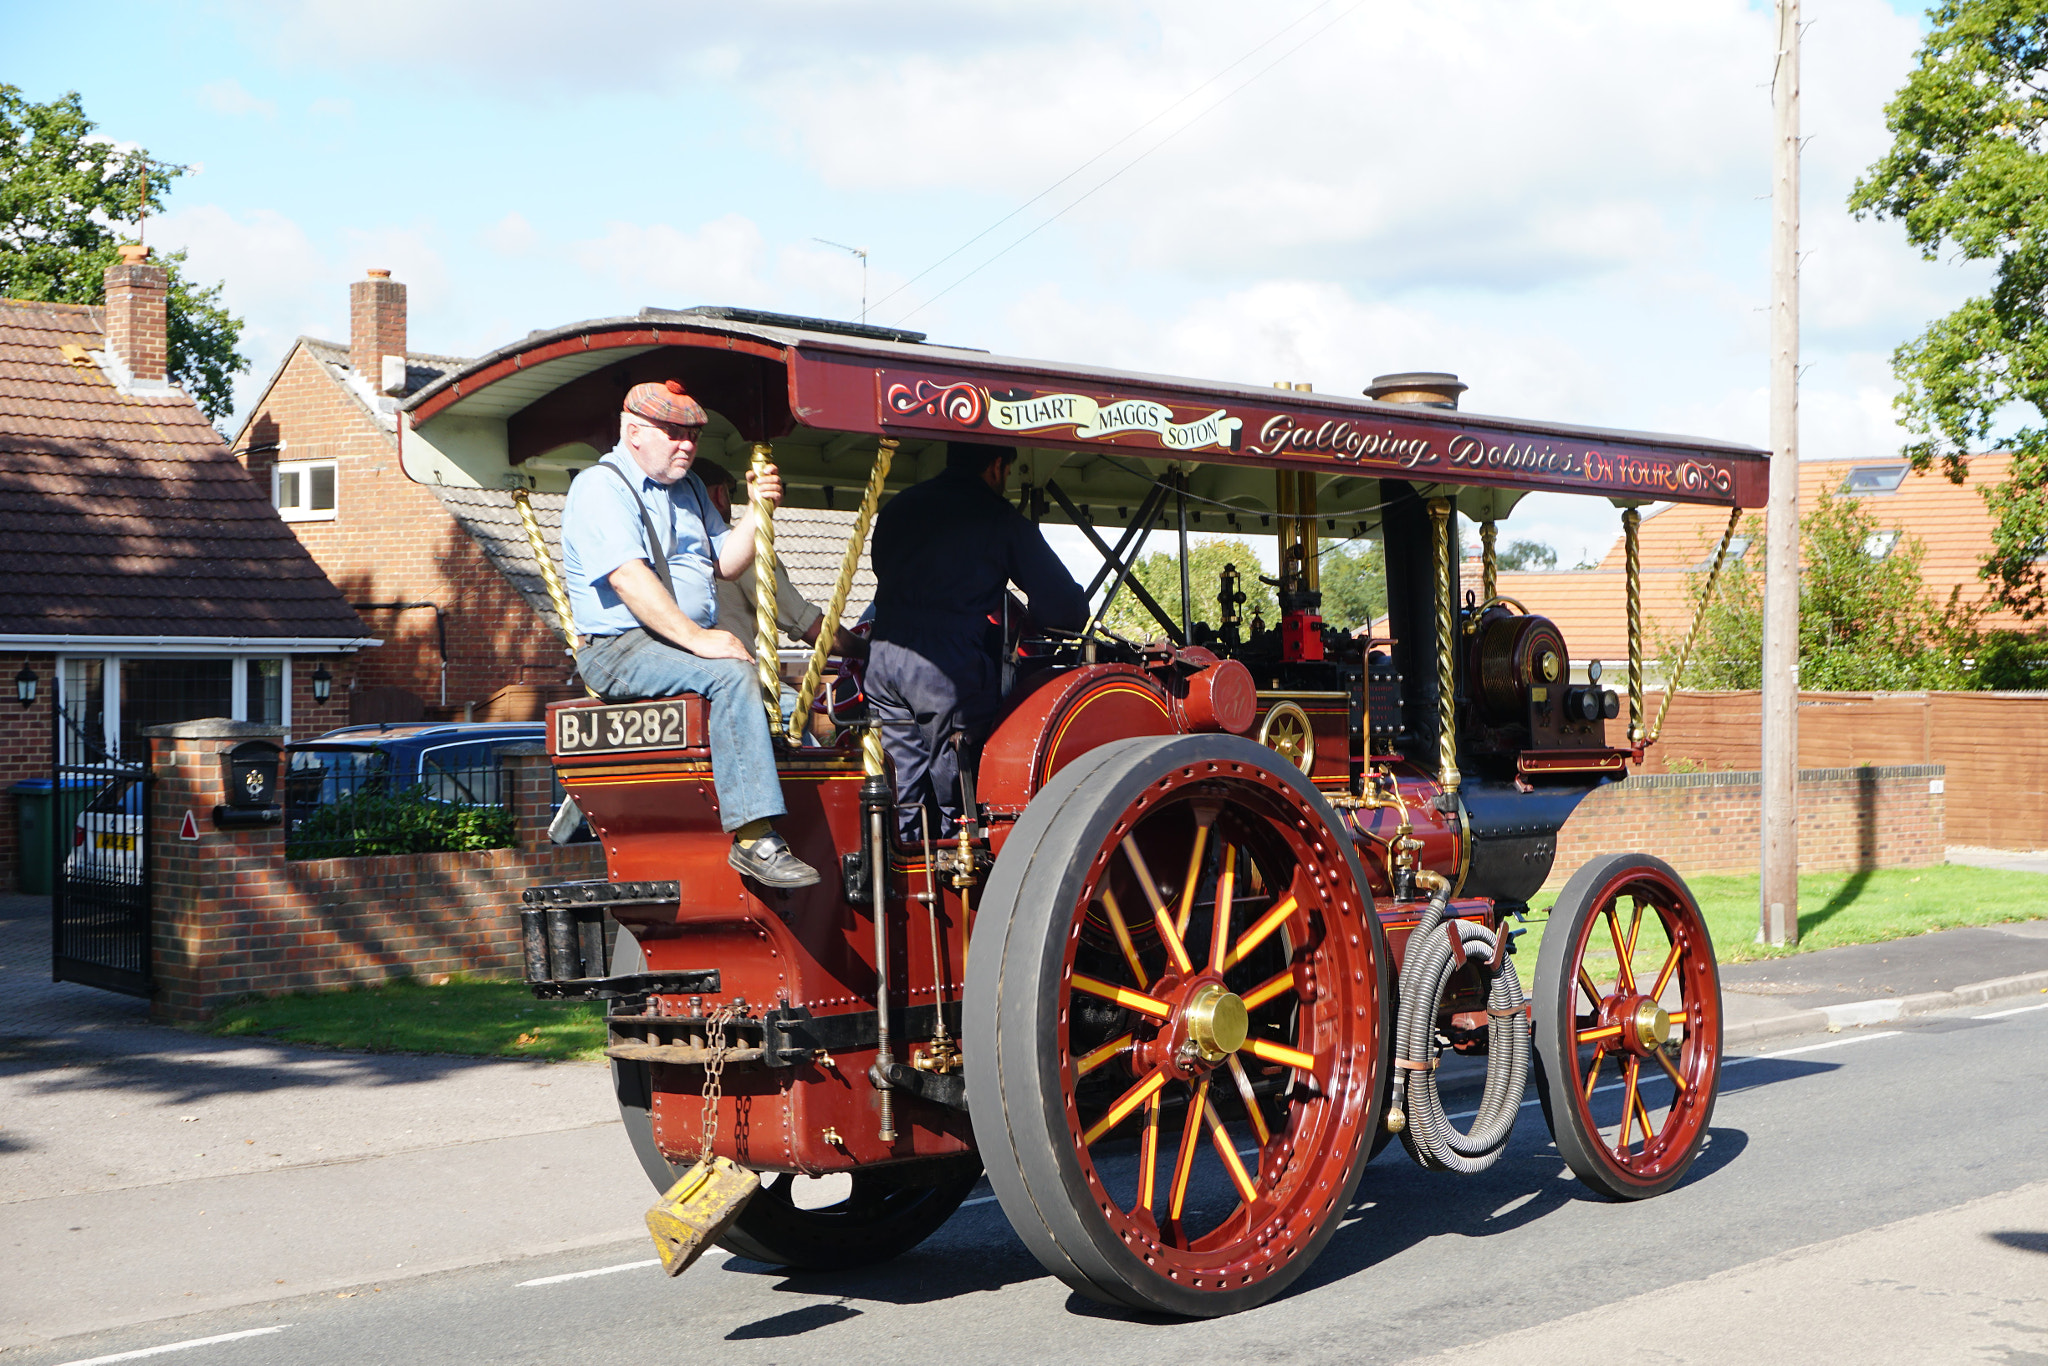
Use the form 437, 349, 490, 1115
5, 0, 1969, 574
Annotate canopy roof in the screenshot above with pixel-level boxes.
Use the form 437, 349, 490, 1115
400, 307, 1768, 530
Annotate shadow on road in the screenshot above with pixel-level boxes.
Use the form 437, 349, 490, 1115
1989, 1231, 2048, 1255
725, 1299, 863, 1338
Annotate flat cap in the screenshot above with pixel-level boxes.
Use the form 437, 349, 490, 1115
624, 378, 709, 427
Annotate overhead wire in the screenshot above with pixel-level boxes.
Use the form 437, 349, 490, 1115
892, 0, 1369, 323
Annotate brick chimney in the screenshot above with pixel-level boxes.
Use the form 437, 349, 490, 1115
103, 244, 169, 384
350, 268, 408, 396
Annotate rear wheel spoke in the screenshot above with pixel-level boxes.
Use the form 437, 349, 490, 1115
1209, 844, 1237, 973
1084, 1068, 1168, 1145
1240, 965, 1296, 1010
1203, 1096, 1259, 1206
1076, 1032, 1134, 1077
1123, 836, 1193, 975
1167, 1078, 1208, 1224
1100, 889, 1150, 989
1226, 895, 1299, 970
1176, 817, 1212, 939
1226, 1054, 1272, 1146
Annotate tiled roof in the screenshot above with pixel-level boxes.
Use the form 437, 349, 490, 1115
1492, 454, 2024, 660
300, 336, 467, 398
0, 298, 370, 642
432, 486, 875, 634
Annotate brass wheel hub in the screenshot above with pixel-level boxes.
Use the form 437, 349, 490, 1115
1632, 998, 1672, 1050
1184, 983, 1249, 1062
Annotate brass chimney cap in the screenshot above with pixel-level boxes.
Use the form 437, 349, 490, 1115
1364, 372, 1466, 409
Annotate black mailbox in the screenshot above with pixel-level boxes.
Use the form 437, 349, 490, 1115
214, 740, 283, 828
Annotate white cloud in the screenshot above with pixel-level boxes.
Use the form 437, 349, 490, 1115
307, 96, 354, 120
195, 78, 275, 119
482, 210, 539, 258
571, 215, 771, 308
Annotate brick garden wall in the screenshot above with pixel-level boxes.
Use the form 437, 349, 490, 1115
237, 346, 564, 717
1551, 764, 1947, 887
148, 721, 599, 1022
0, 649, 53, 890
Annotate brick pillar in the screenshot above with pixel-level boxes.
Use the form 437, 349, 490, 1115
499, 744, 555, 848
148, 719, 285, 1022
349, 268, 407, 396
103, 244, 169, 383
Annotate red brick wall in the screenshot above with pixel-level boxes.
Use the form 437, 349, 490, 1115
148, 727, 599, 1021
103, 255, 168, 382
0, 650, 54, 889
1551, 764, 1947, 887
237, 346, 564, 716
348, 272, 405, 388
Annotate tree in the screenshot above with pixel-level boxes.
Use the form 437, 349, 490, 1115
1848, 4, 2048, 619
1101, 537, 1277, 642
1495, 538, 1557, 572
1679, 487, 1976, 690
1318, 539, 1388, 630
0, 85, 246, 422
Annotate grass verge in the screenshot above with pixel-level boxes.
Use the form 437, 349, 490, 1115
1517, 862, 2048, 968
206, 974, 606, 1061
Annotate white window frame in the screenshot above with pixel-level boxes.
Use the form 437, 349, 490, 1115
56, 653, 298, 760
273, 459, 338, 522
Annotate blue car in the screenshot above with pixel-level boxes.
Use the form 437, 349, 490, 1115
284, 721, 581, 839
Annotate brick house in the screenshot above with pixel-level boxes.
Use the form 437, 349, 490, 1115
0, 248, 376, 890
230, 273, 878, 724
1484, 453, 2030, 672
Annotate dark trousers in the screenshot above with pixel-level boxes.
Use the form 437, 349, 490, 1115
866, 639, 998, 842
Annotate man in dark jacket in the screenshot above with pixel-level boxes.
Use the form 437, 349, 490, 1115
867, 441, 1088, 839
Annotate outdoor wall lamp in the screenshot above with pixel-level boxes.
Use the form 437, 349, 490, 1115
310, 664, 333, 704
14, 665, 35, 707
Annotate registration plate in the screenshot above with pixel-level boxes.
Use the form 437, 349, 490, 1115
95, 833, 135, 852
554, 700, 702, 756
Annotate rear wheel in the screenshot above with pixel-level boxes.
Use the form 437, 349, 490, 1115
1532, 854, 1723, 1200
610, 927, 979, 1268
967, 735, 1390, 1317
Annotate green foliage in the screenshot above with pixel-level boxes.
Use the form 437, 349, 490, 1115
209, 974, 607, 1060
287, 783, 516, 861
1496, 538, 1557, 571
1317, 539, 1388, 631
1679, 487, 1979, 690
1848, 4, 2048, 618
1102, 537, 1278, 641
0, 85, 246, 422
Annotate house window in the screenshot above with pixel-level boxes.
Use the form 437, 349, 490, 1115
1841, 465, 1908, 496
275, 460, 337, 521
1691, 535, 1752, 571
1865, 529, 1902, 560
58, 656, 296, 761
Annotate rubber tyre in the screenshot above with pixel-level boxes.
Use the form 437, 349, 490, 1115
1532, 853, 1722, 1201
966, 734, 1391, 1317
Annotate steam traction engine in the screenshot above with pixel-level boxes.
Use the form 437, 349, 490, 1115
398, 311, 1765, 1317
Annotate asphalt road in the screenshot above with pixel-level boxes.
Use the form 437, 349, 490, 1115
19, 1000, 2048, 1366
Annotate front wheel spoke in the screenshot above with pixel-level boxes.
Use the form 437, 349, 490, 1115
1168, 1078, 1208, 1223
1604, 908, 1637, 993
1226, 1054, 1272, 1146
1652, 1044, 1687, 1094
1582, 1044, 1607, 1101
1578, 965, 1606, 1011
1239, 965, 1296, 1011
1203, 1096, 1259, 1206
1633, 1086, 1657, 1150
1176, 819, 1212, 939
1226, 895, 1300, 970
1100, 889, 1150, 990
1122, 836, 1194, 975
1650, 940, 1683, 1000
1243, 1036, 1317, 1076
1137, 1094, 1161, 1213
1209, 843, 1237, 973
1083, 1068, 1168, 1146
1623, 900, 1645, 967
1071, 974, 1173, 1020
1615, 1056, 1642, 1155
1076, 1032, 1134, 1077
1576, 1023, 1625, 1045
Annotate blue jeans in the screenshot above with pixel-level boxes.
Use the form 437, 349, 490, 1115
575, 629, 786, 833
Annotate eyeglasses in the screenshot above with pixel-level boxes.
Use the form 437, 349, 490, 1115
624, 416, 704, 442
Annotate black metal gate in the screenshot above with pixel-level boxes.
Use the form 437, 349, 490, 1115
51, 699, 152, 996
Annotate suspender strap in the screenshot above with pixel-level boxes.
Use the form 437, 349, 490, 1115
600, 460, 676, 600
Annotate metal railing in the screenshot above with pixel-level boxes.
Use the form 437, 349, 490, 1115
284, 757, 517, 861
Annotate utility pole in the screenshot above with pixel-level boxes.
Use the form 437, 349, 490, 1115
1762, 0, 1801, 946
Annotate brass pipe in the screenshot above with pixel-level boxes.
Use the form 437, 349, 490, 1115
511, 487, 597, 698
1480, 519, 1498, 603
749, 442, 782, 731
1298, 471, 1320, 592
1427, 498, 1461, 797
1623, 507, 1644, 743
1649, 506, 1743, 746
786, 439, 895, 743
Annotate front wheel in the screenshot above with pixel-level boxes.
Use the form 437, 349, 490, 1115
967, 735, 1391, 1317
1532, 853, 1722, 1200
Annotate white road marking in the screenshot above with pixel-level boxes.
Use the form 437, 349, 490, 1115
520, 1259, 661, 1286
1977, 1000, 2048, 1020
56, 1326, 290, 1366
961, 1195, 998, 1206
1733, 1031, 1903, 1063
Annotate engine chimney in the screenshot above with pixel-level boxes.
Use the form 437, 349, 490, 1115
103, 244, 169, 385
1364, 372, 1466, 409
350, 268, 408, 396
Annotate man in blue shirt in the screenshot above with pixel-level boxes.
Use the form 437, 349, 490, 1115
562, 379, 818, 888
867, 441, 1088, 840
